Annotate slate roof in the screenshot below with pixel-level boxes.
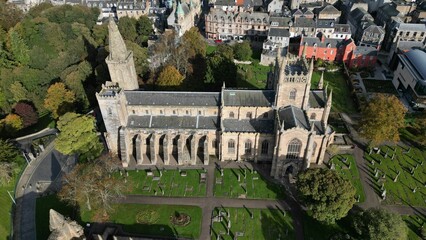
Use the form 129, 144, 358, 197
349, 7, 373, 24
214, 0, 263, 7
379, 3, 400, 17
316, 19, 336, 28
363, 25, 385, 34
125, 91, 221, 106
269, 16, 292, 28
278, 105, 310, 130
319, 5, 340, 15
404, 49, 426, 80
397, 22, 426, 32
293, 18, 315, 28
127, 115, 219, 129
269, 28, 290, 37
222, 119, 275, 133
301, 36, 354, 48
309, 90, 326, 108
312, 121, 325, 134
223, 90, 275, 107
353, 46, 378, 56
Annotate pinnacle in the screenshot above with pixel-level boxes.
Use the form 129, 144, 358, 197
108, 17, 129, 61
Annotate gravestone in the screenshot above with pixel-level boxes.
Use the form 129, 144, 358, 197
381, 189, 386, 200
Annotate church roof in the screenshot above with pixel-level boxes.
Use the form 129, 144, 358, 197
223, 90, 275, 107
309, 90, 326, 108
278, 105, 309, 130
222, 119, 275, 133
127, 115, 219, 129
125, 91, 221, 106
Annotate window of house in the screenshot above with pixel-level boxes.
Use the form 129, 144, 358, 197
245, 140, 252, 154
229, 112, 235, 118
261, 140, 269, 155
287, 138, 302, 159
289, 89, 296, 100
228, 140, 235, 153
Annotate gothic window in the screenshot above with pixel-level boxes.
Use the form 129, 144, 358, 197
246, 112, 252, 119
212, 139, 217, 148
229, 112, 235, 118
228, 139, 235, 153
198, 110, 202, 115
186, 110, 189, 115
132, 110, 135, 114
287, 138, 302, 159
160, 110, 163, 114
312, 142, 317, 157
173, 110, 176, 115
145, 110, 149, 114
245, 140, 252, 154
263, 112, 268, 118
261, 140, 269, 155
289, 89, 297, 100
310, 113, 316, 120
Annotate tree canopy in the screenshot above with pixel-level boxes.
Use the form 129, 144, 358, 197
157, 65, 184, 87
13, 102, 38, 127
352, 208, 407, 240
233, 41, 252, 61
44, 82, 76, 119
359, 94, 407, 147
55, 112, 103, 161
297, 168, 356, 223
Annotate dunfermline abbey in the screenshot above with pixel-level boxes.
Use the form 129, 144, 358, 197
96, 19, 335, 179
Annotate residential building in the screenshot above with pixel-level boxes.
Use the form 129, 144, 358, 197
358, 24, 385, 48
316, 5, 341, 21
392, 49, 426, 108
97, 19, 335, 178
382, 17, 426, 51
205, 8, 269, 40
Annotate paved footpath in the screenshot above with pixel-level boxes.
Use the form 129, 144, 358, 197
118, 160, 304, 240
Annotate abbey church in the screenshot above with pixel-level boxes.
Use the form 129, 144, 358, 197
96, 19, 335, 179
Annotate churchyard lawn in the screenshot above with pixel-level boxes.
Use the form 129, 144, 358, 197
311, 71, 357, 113
213, 168, 285, 199
36, 195, 202, 239
116, 169, 207, 197
0, 182, 17, 239
302, 213, 345, 240
329, 154, 366, 203
364, 145, 426, 207
211, 207, 294, 240
403, 215, 425, 240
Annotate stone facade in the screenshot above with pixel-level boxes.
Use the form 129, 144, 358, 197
97, 19, 334, 178
167, 0, 201, 36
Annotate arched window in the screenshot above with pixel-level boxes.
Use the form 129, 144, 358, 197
246, 112, 252, 119
310, 113, 316, 120
312, 142, 317, 157
261, 140, 269, 155
228, 139, 235, 153
229, 112, 235, 118
289, 89, 297, 100
245, 140, 252, 154
263, 112, 268, 118
287, 138, 302, 159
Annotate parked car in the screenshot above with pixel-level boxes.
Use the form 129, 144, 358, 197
214, 39, 222, 43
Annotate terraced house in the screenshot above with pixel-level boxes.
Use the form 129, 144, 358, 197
97, 19, 335, 179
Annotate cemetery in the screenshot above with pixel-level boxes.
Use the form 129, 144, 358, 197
364, 145, 426, 207
213, 167, 284, 199
403, 215, 425, 240
116, 168, 207, 197
211, 207, 294, 240
328, 154, 365, 202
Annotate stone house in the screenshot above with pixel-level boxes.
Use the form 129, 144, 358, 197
382, 17, 426, 51
97, 19, 334, 178
205, 8, 269, 40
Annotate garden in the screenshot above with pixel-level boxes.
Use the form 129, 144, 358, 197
116, 169, 207, 197
211, 207, 294, 240
213, 167, 284, 199
364, 145, 426, 207
36, 195, 202, 239
328, 154, 366, 202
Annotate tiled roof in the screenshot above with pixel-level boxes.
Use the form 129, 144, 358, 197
278, 105, 309, 130
222, 119, 275, 133
223, 90, 275, 107
309, 91, 326, 108
125, 91, 221, 106
127, 115, 219, 129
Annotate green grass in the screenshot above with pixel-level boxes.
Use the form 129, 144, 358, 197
236, 62, 270, 89
107, 204, 202, 239
303, 213, 345, 240
311, 71, 357, 113
206, 44, 217, 55
116, 169, 207, 197
364, 145, 426, 207
329, 154, 365, 203
36, 195, 202, 239
363, 79, 398, 95
211, 207, 294, 240
403, 215, 425, 240
35, 195, 76, 240
213, 168, 284, 199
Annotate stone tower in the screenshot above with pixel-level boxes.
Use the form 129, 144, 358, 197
106, 17, 139, 91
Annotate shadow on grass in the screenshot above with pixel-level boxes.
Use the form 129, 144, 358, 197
260, 208, 294, 240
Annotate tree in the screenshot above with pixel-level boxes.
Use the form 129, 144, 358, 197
233, 41, 252, 61
157, 65, 184, 87
117, 17, 137, 42
359, 94, 407, 147
55, 112, 103, 161
135, 16, 152, 46
10, 82, 29, 102
297, 168, 356, 223
8, 29, 30, 65
352, 208, 407, 240
58, 154, 125, 215
0, 2, 23, 31
44, 82, 76, 119
181, 27, 206, 58
0, 139, 19, 163
2, 113, 24, 132
13, 102, 38, 127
